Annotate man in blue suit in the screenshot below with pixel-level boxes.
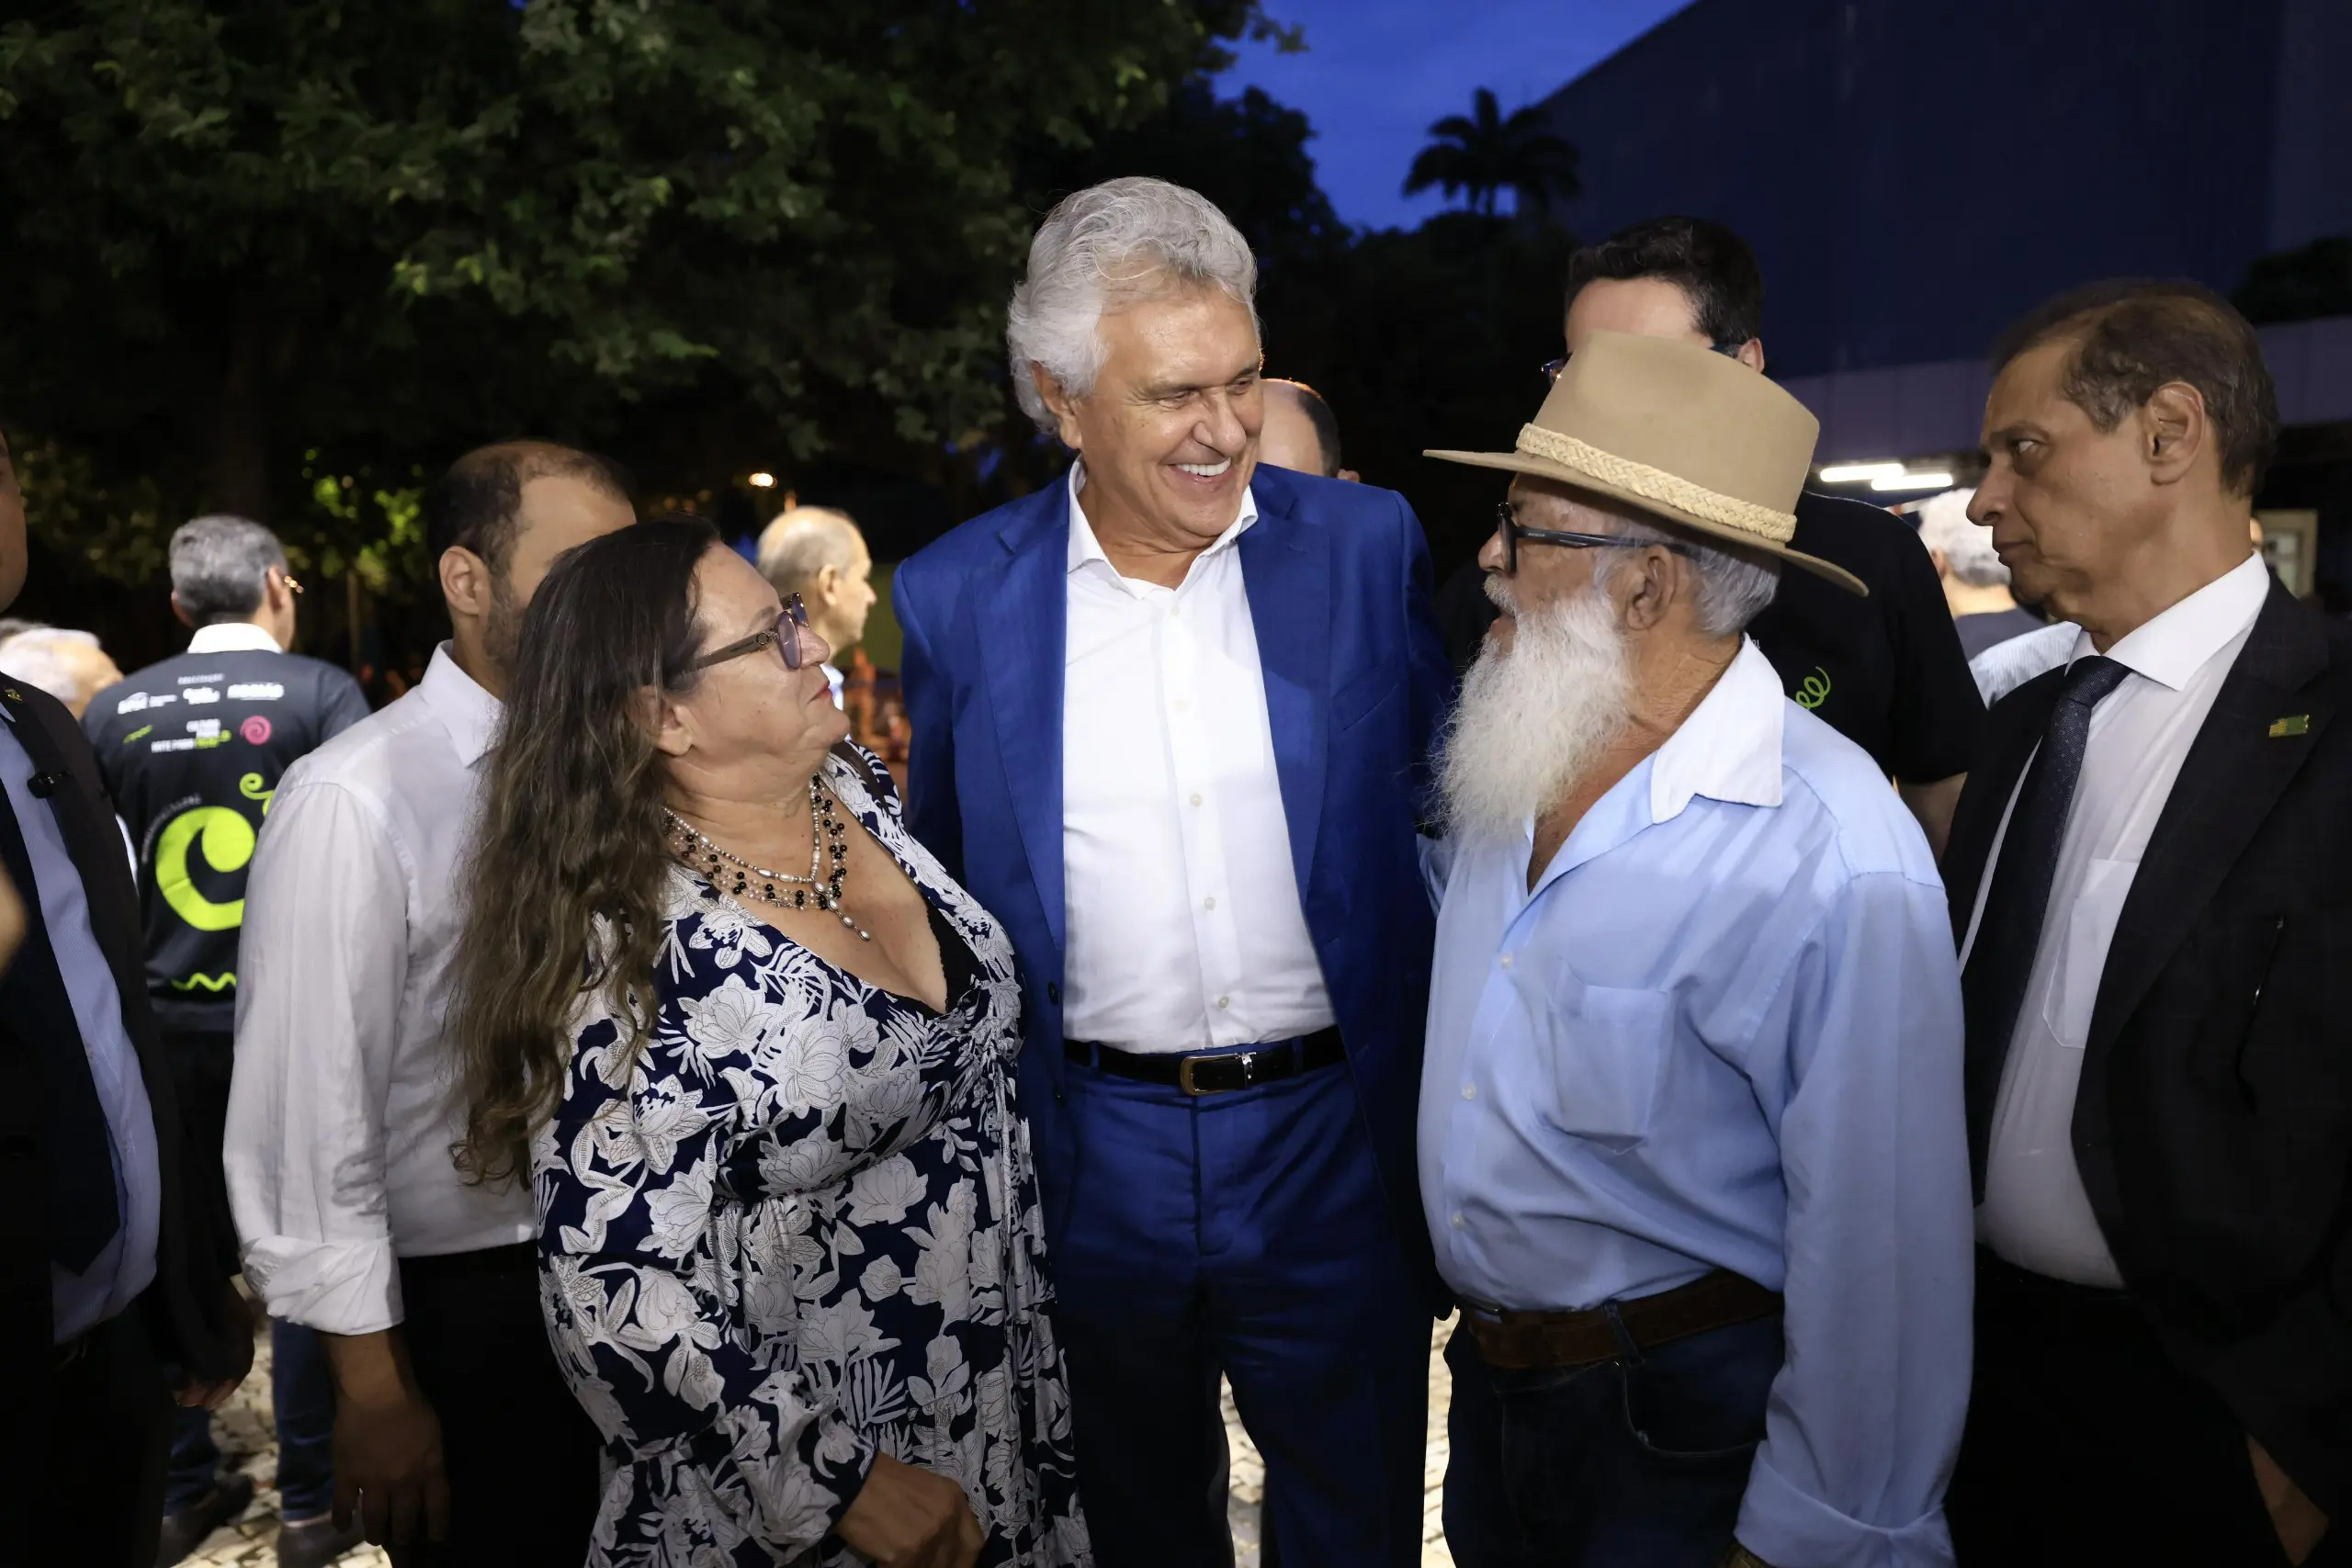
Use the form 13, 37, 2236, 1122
895, 177, 1452, 1567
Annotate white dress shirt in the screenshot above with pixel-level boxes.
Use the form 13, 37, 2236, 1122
1962, 552, 2270, 1285
0, 708, 161, 1340
226, 644, 533, 1334
186, 622, 283, 656
1060, 466, 1335, 1052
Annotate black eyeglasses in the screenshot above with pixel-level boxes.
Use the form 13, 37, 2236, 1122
1541, 339, 1745, 384
1493, 501, 1694, 576
693, 593, 818, 672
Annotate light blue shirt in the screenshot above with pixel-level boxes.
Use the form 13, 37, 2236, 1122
1421, 639, 1973, 1568
0, 705, 162, 1341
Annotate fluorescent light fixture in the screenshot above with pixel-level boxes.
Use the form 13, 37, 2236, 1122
1871, 470, 1953, 491
1817, 461, 1906, 483
748, 471, 777, 489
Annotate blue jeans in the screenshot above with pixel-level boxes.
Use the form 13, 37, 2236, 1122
1048, 1050, 1430, 1568
1442, 1311, 1783, 1568
168, 1318, 335, 1519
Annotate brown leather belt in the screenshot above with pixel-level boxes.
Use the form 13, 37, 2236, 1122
1462, 1269, 1782, 1371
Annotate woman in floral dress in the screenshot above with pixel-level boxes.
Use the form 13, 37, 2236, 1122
446, 519, 1089, 1567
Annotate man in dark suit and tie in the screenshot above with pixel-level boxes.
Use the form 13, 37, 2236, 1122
0, 425, 253, 1563
897, 177, 1453, 1567
1941, 281, 2352, 1566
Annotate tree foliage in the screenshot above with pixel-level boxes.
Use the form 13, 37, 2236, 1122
0, 0, 1281, 587
1262, 212, 1581, 577
1403, 86, 1579, 219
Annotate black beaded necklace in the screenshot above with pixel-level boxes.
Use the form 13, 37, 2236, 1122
665, 775, 868, 941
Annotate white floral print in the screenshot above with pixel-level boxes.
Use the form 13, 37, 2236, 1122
536, 748, 1090, 1566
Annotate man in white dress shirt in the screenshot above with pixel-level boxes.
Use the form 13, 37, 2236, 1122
896, 177, 1453, 1567
1940, 282, 2351, 1566
227, 441, 633, 1565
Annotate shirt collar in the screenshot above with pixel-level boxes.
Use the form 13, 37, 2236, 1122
415, 642, 502, 767
1065, 461, 1259, 582
186, 622, 282, 655
2070, 551, 2269, 692
1647, 637, 1787, 824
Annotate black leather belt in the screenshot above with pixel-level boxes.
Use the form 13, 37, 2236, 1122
1065, 1027, 1344, 1096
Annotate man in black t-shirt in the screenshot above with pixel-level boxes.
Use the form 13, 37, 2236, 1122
1443, 217, 1983, 854
83, 513, 369, 1566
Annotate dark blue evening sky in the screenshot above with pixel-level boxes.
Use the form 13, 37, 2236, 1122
1219, 0, 1695, 231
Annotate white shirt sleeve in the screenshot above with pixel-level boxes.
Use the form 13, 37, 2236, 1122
227, 777, 413, 1334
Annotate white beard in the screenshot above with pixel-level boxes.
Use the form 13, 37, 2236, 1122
1436, 579, 1632, 841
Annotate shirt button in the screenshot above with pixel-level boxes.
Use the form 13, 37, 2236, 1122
1462, 1083, 1477, 1101
1449, 1213, 1464, 1229
1190, 793, 1204, 807
1203, 896, 1217, 910
1174, 698, 1190, 712
1498, 953, 1514, 969
1216, 996, 1231, 1010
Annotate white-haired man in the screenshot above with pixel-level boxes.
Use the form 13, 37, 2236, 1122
1916, 488, 2043, 659
896, 176, 1453, 1566
1420, 333, 1973, 1568
0, 625, 123, 719
755, 503, 876, 708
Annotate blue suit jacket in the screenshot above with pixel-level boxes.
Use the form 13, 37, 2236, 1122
894, 463, 1453, 1298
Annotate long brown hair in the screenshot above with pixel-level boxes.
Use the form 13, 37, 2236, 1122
448, 518, 718, 1185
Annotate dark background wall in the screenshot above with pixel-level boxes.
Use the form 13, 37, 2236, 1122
1541, 0, 2352, 378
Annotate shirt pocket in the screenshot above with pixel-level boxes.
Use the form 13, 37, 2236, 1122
2043, 856, 2136, 1050
1541, 975, 1674, 1151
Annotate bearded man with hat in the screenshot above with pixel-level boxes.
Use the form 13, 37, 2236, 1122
1419, 332, 1973, 1568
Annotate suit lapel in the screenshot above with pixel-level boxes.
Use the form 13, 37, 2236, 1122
1238, 479, 1334, 897
0, 684, 142, 991
983, 488, 1072, 966
2087, 581, 2332, 1060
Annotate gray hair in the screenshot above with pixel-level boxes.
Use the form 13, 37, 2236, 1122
1914, 488, 2007, 588
1590, 511, 1781, 637
169, 514, 287, 626
1006, 176, 1261, 434
0, 627, 107, 703
754, 505, 865, 597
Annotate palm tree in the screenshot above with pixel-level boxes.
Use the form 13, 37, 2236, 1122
1403, 87, 1582, 218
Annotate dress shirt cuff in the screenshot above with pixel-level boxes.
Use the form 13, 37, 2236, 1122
1736, 1450, 1954, 1568
239, 1235, 403, 1336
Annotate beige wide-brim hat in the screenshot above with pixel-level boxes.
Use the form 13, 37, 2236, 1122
1425, 330, 1866, 596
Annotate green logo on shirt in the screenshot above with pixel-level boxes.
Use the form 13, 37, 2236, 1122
155, 805, 256, 932
1794, 667, 1832, 710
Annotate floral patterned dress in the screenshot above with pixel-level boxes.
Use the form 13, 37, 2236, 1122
536, 748, 1091, 1566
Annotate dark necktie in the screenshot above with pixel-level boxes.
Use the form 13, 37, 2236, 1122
0, 784, 125, 1272
1961, 655, 2133, 1196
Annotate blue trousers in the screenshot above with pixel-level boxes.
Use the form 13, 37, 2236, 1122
1048, 1051, 1429, 1568
168, 1317, 335, 1519
1442, 1313, 1783, 1568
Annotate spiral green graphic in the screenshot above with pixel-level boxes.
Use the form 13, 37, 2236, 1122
155, 805, 257, 932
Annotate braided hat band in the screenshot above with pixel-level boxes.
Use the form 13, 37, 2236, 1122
1511, 425, 1798, 546
1423, 331, 1866, 596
